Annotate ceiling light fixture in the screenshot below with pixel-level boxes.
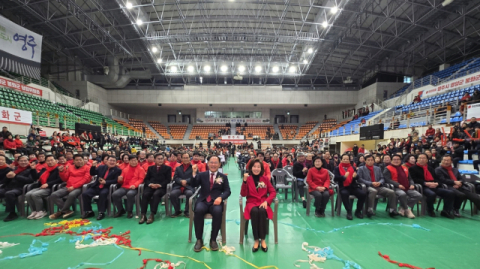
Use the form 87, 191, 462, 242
303, 59, 308, 64
271, 66, 279, 73
255, 66, 262, 72
220, 65, 228, 72
238, 65, 246, 72
331, 6, 338, 14
126, 2, 133, 9
289, 66, 297, 73
204, 65, 211, 72
170, 66, 177, 72
322, 21, 328, 28
156, 58, 162, 64
187, 66, 195, 73
136, 19, 143, 26
151, 47, 158, 53
307, 48, 313, 54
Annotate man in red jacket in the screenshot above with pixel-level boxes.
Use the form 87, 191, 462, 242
49, 154, 92, 219
191, 151, 206, 172
112, 155, 145, 218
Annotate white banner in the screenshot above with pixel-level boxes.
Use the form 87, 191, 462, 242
467, 103, 480, 119
0, 106, 32, 125
221, 135, 245, 140
196, 118, 270, 124
0, 15, 43, 79
420, 71, 480, 98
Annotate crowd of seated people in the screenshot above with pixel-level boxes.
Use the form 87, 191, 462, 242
236, 134, 480, 220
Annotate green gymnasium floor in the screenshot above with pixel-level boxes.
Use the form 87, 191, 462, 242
1, 158, 480, 269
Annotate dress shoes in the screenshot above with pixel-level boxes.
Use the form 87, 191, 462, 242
82, 211, 95, 219
114, 209, 126, 218
354, 209, 363, 219
210, 240, 219, 251
441, 210, 455, 219
127, 211, 133, 219
146, 213, 155, 224
194, 239, 204, 252
96, 213, 105, 220
139, 214, 147, 224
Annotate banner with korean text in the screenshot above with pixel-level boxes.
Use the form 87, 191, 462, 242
419, 71, 480, 98
0, 106, 32, 125
0, 76, 42, 96
196, 118, 270, 124
467, 103, 480, 120
0, 15, 43, 79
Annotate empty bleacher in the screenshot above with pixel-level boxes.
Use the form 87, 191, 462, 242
189, 125, 229, 139
311, 119, 337, 137
236, 125, 273, 140
148, 121, 171, 139
329, 110, 383, 136
295, 121, 318, 139
129, 118, 156, 138
278, 125, 297, 140
169, 125, 188, 139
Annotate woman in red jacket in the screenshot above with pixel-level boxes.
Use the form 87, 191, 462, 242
306, 157, 332, 217
3, 134, 17, 154
241, 158, 276, 253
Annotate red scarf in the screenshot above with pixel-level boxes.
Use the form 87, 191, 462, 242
339, 163, 354, 186
15, 165, 29, 175
442, 165, 457, 181
416, 163, 434, 181
0, 164, 8, 170
183, 164, 190, 172
39, 164, 58, 184
271, 160, 279, 169
366, 165, 375, 182
404, 162, 414, 168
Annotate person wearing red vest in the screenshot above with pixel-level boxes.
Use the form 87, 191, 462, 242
112, 155, 145, 218
142, 153, 156, 172
167, 152, 181, 178
191, 151, 206, 172
435, 155, 480, 217
49, 154, 92, 219
357, 155, 398, 218
27, 155, 62, 220
333, 154, 367, 220
384, 155, 421, 219
409, 153, 455, 218
35, 152, 48, 173
118, 154, 130, 171
306, 157, 331, 217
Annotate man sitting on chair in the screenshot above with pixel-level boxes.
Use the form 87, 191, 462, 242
192, 155, 231, 252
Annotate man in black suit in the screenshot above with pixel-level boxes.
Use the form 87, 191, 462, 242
322, 151, 335, 172
82, 156, 122, 220
192, 155, 231, 252
170, 152, 196, 218
139, 153, 171, 224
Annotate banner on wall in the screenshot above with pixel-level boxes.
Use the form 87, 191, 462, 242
0, 76, 42, 96
419, 72, 480, 98
467, 103, 480, 119
196, 118, 270, 124
0, 15, 43, 79
221, 135, 245, 140
0, 106, 32, 125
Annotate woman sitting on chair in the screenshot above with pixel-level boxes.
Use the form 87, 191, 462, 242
241, 158, 276, 253
306, 157, 332, 217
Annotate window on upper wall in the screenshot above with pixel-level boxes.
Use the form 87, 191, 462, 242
404, 76, 412, 83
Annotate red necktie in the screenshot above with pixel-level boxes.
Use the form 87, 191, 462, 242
207, 173, 214, 202
100, 169, 109, 189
